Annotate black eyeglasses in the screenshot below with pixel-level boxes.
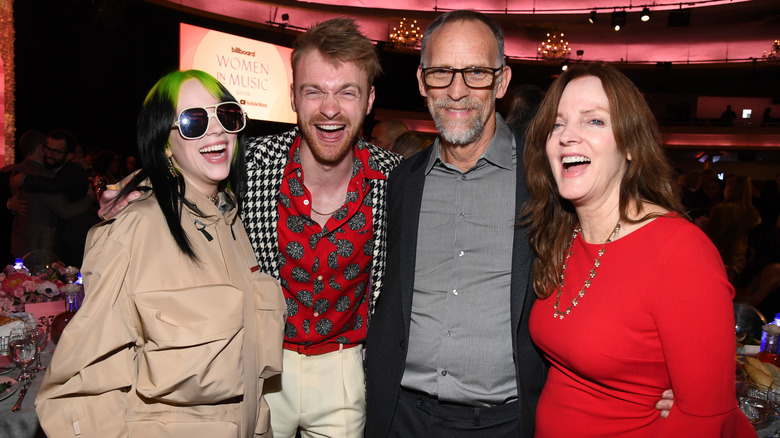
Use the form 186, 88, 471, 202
421, 66, 504, 89
43, 146, 66, 156
172, 102, 247, 140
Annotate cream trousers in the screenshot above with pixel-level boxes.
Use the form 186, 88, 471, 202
264, 345, 366, 438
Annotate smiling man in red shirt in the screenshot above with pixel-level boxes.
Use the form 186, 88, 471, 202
242, 18, 401, 438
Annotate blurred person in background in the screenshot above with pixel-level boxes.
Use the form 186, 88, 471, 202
720, 104, 737, 125
677, 169, 708, 222
499, 83, 545, 136
92, 149, 122, 201
9, 130, 93, 263
693, 169, 724, 230
370, 119, 409, 150
123, 155, 138, 177
706, 175, 762, 282
12, 129, 99, 265
389, 131, 432, 159
71, 142, 94, 174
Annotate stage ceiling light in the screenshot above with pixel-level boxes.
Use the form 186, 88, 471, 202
612, 11, 626, 31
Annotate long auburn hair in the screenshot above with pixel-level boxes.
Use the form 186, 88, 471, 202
522, 63, 683, 299
118, 70, 247, 261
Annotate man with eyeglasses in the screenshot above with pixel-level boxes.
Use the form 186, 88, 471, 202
14, 129, 98, 266
365, 10, 545, 437
8, 130, 92, 260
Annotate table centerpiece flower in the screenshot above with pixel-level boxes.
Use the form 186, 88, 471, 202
0, 261, 71, 313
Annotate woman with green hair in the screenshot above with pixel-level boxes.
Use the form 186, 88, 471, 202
36, 70, 286, 437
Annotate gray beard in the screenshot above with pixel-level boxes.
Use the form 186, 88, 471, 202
429, 96, 493, 146
433, 113, 484, 146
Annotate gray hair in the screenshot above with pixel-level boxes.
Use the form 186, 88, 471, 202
420, 10, 505, 68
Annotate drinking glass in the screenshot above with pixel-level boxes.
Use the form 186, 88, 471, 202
0, 335, 10, 374
736, 322, 748, 345
738, 381, 780, 436
8, 328, 36, 382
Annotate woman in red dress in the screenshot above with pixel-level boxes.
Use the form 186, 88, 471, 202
522, 63, 756, 437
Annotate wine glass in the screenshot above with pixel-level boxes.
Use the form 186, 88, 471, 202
29, 321, 50, 373
8, 328, 36, 382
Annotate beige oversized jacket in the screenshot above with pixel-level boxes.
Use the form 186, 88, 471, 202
36, 186, 286, 438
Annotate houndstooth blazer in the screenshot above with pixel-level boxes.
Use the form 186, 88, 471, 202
243, 127, 403, 318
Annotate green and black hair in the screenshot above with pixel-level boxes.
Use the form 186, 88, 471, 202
119, 70, 247, 261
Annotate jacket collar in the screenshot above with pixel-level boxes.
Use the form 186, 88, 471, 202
184, 183, 238, 226
136, 178, 238, 226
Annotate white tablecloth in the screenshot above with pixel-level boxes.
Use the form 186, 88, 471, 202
0, 346, 52, 438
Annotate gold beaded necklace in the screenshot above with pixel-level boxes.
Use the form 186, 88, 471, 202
553, 220, 621, 320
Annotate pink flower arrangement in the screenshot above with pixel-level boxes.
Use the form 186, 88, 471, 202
0, 262, 69, 312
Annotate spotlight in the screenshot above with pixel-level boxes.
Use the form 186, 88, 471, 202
588, 10, 596, 24
668, 9, 691, 27
612, 11, 626, 31
561, 60, 569, 71
641, 7, 651, 22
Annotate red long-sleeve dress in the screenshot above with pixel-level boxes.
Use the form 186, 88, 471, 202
530, 215, 757, 437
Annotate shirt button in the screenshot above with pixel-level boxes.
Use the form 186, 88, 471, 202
317, 275, 323, 281
458, 250, 464, 257
441, 370, 448, 376
303, 199, 310, 205
459, 212, 465, 219
461, 175, 466, 181
446, 331, 452, 336
452, 289, 458, 296
314, 312, 319, 317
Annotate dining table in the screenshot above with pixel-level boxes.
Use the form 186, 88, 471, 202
0, 344, 52, 438
736, 347, 780, 438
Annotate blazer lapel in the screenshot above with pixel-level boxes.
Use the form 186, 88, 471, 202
398, 148, 433, 331
510, 128, 535, 344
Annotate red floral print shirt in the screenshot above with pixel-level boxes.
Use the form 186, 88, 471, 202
277, 137, 385, 354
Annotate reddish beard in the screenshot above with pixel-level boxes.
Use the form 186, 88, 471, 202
298, 118, 362, 165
